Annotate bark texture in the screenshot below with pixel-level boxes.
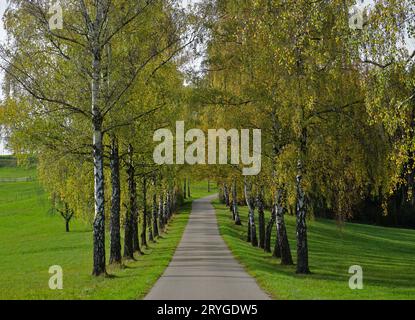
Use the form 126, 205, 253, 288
276, 188, 293, 265
141, 177, 148, 247
92, 121, 106, 275
90, 1, 106, 277
264, 206, 275, 253
152, 191, 159, 238
159, 195, 165, 231
163, 194, 169, 227
124, 144, 137, 260
296, 159, 310, 274
224, 183, 230, 207
109, 137, 121, 264
257, 189, 266, 249
244, 180, 258, 247
167, 191, 173, 219
232, 181, 242, 225
273, 226, 281, 258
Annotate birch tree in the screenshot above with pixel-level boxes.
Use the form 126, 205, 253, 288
0, 0, 191, 275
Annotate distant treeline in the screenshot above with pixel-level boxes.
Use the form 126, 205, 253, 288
0, 155, 17, 167
314, 199, 415, 229
0, 155, 37, 168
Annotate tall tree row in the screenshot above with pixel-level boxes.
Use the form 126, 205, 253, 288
0, 0, 193, 276
194, 0, 413, 274
1, 0, 415, 279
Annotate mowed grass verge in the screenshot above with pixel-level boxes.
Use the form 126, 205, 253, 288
213, 200, 415, 300
0, 167, 215, 300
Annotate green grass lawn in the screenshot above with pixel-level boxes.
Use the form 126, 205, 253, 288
0, 166, 36, 179
0, 167, 215, 300
188, 180, 218, 199
213, 200, 415, 300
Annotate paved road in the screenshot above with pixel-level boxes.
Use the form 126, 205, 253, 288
145, 195, 270, 300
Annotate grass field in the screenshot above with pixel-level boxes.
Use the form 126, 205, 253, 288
0, 167, 36, 178
5, 166, 412, 301
213, 200, 415, 300
0, 166, 215, 299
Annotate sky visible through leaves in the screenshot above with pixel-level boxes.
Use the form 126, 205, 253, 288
0, 0, 201, 155
0, 1, 8, 155
0, 0, 413, 155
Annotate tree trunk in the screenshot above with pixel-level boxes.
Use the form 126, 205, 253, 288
187, 179, 191, 198
219, 185, 225, 203
244, 179, 258, 246
109, 136, 122, 265
273, 226, 281, 258
224, 183, 230, 207
152, 190, 159, 238
159, 194, 165, 231
257, 189, 266, 249
131, 162, 141, 254
124, 206, 135, 260
175, 188, 179, 209
90, 2, 106, 277
250, 212, 258, 247
246, 189, 251, 242
172, 189, 177, 212
232, 181, 242, 225
247, 215, 252, 242
264, 206, 275, 253
168, 190, 173, 219
183, 179, 187, 199
296, 159, 310, 274
148, 207, 154, 242
65, 219, 70, 233
124, 144, 137, 260
141, 177, 148, 248
132, 210, 141, 254
163, 194, 169, 227
230, 190, 235, 218
208, 180, 211, 192
92, 121, 106, 275
276, 188, 293, 265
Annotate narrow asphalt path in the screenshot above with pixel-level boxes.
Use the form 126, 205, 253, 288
145, 195, 270, 300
